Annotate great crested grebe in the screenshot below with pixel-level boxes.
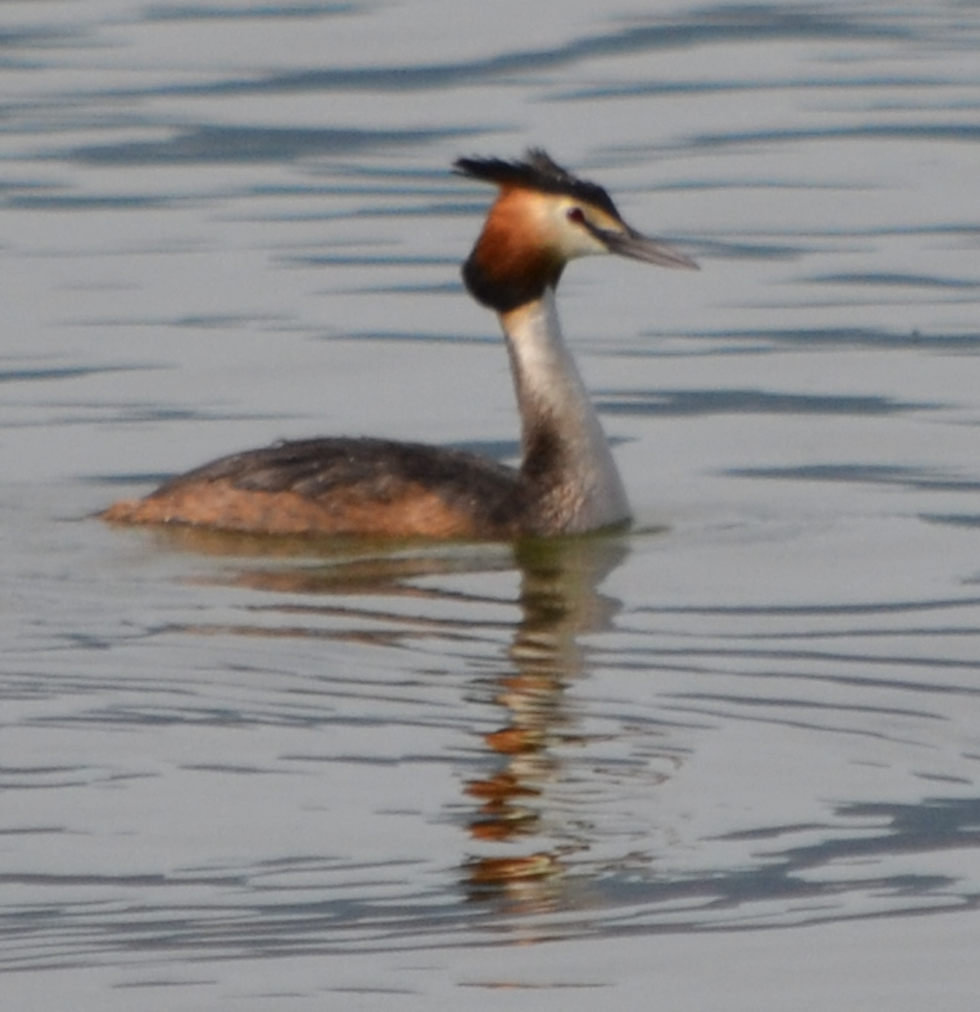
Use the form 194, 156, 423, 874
102, 150, 697, 540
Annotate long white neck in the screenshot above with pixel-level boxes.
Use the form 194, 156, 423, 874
500, 288, 631, 534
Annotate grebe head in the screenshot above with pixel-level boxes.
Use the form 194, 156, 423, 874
456, 149, 698, 313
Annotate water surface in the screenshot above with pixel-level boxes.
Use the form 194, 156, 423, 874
3, 1, 980, 1008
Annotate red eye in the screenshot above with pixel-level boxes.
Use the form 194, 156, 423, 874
567, 207, 586, 224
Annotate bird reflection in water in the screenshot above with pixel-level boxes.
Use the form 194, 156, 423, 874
463, 535, 628, 911
146, 525, 642, 913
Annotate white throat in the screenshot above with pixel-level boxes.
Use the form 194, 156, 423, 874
500, 288, 631, 533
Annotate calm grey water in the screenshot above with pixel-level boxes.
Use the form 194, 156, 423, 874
3, 2, 980, 1008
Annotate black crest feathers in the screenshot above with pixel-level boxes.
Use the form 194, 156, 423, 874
454, 149, 621, 222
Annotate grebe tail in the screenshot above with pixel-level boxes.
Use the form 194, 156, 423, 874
102, 149, 697, 539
